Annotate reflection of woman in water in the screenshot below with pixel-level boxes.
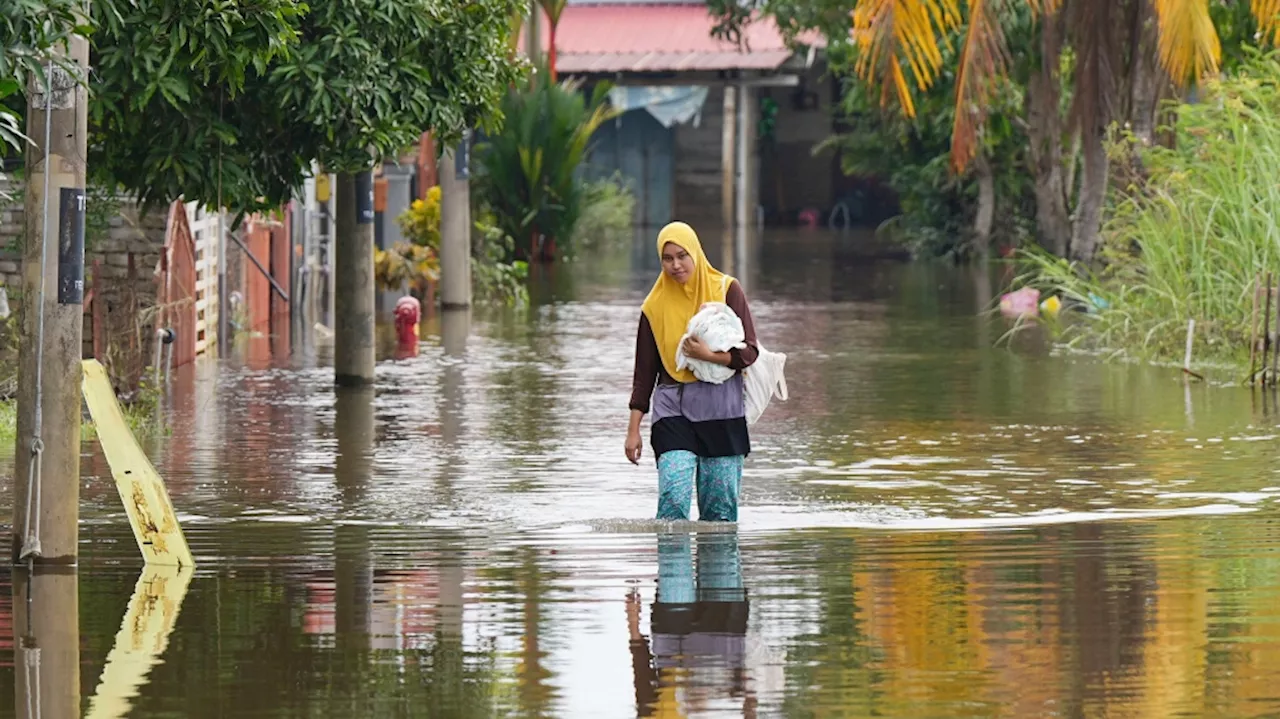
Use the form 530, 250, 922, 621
625, 222, 759, 522
628, 532, 754, 717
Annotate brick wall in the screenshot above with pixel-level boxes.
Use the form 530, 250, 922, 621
0, 180, 167, 386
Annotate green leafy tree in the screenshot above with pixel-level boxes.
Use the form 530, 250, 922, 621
819, 11, 1037, 259
86, 0, 522, 215
89, 0, 305, 214
0, 0, 84, 195
271, 0, 523, 176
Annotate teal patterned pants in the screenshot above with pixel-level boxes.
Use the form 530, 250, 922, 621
656, 451, 743, 522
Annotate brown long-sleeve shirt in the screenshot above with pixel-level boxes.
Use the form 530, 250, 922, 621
629, 280, 759, 414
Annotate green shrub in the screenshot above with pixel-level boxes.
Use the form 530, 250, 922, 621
475, 67, 618, 260
472, 208, 528, 306
571, 174, 635, 252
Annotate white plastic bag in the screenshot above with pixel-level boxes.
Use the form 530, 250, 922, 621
676, 302, 745, 384
743, 344, 787, 425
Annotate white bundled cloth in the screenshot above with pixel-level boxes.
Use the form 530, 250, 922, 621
675, 302, 746, 385
676, 302, 789, 425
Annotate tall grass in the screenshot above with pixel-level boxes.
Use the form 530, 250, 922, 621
1024, 50, 1280, 371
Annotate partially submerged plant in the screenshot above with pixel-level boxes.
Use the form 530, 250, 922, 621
1023, 51, 1280, 372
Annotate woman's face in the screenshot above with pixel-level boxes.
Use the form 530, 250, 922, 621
661, 242, 695, 284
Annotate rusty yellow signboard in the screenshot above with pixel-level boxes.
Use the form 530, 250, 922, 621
81, 359, 194, 568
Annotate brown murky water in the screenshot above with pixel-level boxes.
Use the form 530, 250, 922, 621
5, 229, 1280, 717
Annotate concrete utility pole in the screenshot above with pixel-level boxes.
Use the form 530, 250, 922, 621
332, 170, 376, 386
735, 82, 757, 294
721, 85, 736, 231
439, 140, 472, 309
735, 82, 754, 233
14, 570, 80, 715
13, 32, 90, 565
333, 385, 374, 648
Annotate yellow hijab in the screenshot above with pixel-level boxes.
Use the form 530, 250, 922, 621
641, 222, 733, 383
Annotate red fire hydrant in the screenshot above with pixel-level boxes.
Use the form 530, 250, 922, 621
394, 296, 421, 358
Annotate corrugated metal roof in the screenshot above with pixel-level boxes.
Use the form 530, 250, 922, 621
558, 50, 795, 73
522, 4, 817, 74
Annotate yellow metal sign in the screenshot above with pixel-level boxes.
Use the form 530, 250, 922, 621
81, 359, 194, 568
315, 173, 331, 203
85, 564, 193, 719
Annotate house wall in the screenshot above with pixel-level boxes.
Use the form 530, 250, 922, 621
758, 61, 838, 223
0, 180, 168, 387
670, 72, 835, 230
586, 108, 675, 229
592, 66, 836, 230
673, 84, 728, 229
0, 183, 165, 294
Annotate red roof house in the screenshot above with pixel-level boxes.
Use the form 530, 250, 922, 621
519, 1, 837, 232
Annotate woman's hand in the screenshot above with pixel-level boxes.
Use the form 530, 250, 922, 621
625, 429, 643, 465
683, 336, 732, 366
683, 336, 712, 362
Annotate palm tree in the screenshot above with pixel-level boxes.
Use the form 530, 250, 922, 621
536, 0, 568, 81
846, 0, 1280, 261
510, 0, 567, 80
717, 0, 1276, 258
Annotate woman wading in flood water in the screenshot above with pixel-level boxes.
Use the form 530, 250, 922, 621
625, 222, 759, 521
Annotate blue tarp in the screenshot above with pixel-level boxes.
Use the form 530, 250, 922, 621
607, 85, 710, 128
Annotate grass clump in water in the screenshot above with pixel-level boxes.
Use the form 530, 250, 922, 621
1024, 50, 1280, 374
0, 400, 102, 446
0, 383, 168, 448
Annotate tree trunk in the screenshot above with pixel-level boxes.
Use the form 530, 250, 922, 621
1113, 0, 1161, 192
548, 22, 558, 81
972, 156, 995, 259
1025, 11, 1072, 257
1071, 129, 1109, 263
1064, 126, 1081, 200
1067, 0, 1122, 263
526, 0, 541, 66
1127, 0, 1161, 146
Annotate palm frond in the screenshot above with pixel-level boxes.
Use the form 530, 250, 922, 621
951, 0, 1009, 172
1153, 0, 1220, 86
1253, 0, 1280, 45
851, 0, 962, 117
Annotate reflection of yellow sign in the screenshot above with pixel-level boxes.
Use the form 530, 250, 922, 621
81, 359, 194, 568
316, 173, 331, 203
85, 564, 194, 719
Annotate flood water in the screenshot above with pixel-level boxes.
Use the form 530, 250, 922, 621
6, 229, 1280, 717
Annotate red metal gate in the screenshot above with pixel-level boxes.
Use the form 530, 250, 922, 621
158, 200, 198, 368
